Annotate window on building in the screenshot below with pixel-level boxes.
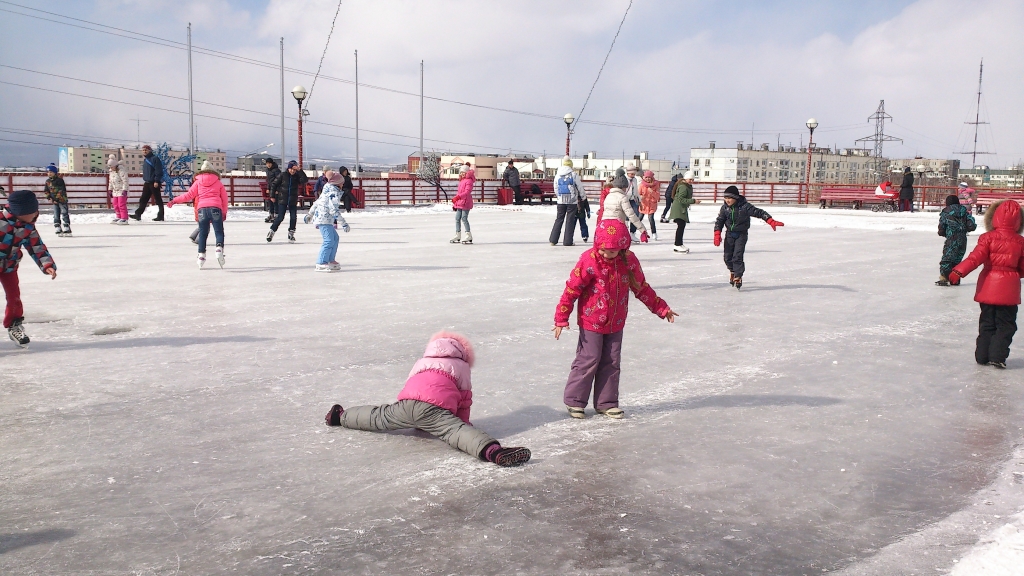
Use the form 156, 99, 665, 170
704, 159, 711, 166
704, 171, 710, 177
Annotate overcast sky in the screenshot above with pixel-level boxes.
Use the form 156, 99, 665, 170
1, 0, 1020, 169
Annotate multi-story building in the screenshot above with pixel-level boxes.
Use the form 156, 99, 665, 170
235, 153, 281, 173
408, 151, 679, 181
888, 158, 960, 182
58, 146, 226, 174
689, 141, 879, 185
958, 165, 1024, 188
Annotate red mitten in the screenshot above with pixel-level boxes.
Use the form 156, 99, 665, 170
713, 230, 722, 246
948, 270, 962, 285
766, 218, 784, 230
640, 231, 649, 243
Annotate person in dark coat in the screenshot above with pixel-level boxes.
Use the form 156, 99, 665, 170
936, 195, 977, 286
131, 144, 165, 221
267, 160, 308, 243
502, 161, 522, 205
339, 167, 355, 213
898, 167, 915, 213
263, 158, 281, 223
713, 186, 784, 289
660, 173, 680, 223
949, 199, 1024, 368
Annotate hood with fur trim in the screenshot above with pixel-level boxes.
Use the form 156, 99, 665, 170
985, 199, 1024, 234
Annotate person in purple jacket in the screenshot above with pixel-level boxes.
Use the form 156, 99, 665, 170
324, 331, 531, 467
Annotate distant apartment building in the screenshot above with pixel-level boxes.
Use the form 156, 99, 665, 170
408, 151, 679, 181
58, 146, 226, 174
689, 141, 878, 185
235, 153, 281, 173
958, 165, 1024, 188
888, 158, 960, 181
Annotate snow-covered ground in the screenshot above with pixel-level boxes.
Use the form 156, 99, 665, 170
1, 203, 1021, 575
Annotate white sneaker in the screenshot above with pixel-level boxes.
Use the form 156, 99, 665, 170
673, 245, 690, 253
197, 253, 206, 269
215, 246, 225, 268
314, 264, 332, 272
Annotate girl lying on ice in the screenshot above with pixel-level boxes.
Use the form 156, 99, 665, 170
324, 331, 531, 467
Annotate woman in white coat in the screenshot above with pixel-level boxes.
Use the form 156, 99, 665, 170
601, 174, 649, 243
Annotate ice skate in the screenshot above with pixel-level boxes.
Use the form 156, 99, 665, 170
129, 214, 141, 221
462, 232, 473, 244
7, 320, 29, 348
729, 272, 737, 286
596, 407, 625, 419
328, 262, 342, 271
197, 253, 206, 269
215, 246, 225, 268
450, 233, 462, 244
652, 233, 659, 241
266, 230, 275, 243
314, 264, 332, 272
62, 230, 72, 237
674, 244, 689, 254
988, 361, 1007, 369
264, 215, 273, 223
54, 230, 64, 237
287, 230, 296, 243
734, 276, 743, 290
493, 447, 532, 467
935, 275, 950, 286
118, 219, 129, 225
660, 217, 668, 224
324, 404, 343, 426
566, 405, 586, 419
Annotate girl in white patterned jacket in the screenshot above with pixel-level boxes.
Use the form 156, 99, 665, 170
107, 155, 130, 224
304, 169, 349, 272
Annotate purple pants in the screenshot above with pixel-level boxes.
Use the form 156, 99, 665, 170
563, 329, 623, 410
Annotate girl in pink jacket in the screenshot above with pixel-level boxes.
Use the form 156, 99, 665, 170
554, 219, 677, 419
324, 331, 531, 467
167, 161, 229, 269
451, 168, 475, 244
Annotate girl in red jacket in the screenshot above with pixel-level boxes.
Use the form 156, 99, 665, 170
553, 219, 677, 418
323, 331, 531, 467
949, 199, 1024, 368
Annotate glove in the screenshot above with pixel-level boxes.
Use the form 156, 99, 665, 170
948, 270, 962, 285
713, 230, 722, 246
766, 218, 784, 230
640, 231, 649, 243
303, 213, 312, 224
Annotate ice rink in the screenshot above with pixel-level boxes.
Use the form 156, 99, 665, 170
2, 202, 1022, 575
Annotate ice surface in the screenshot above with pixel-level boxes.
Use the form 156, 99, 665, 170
1, 203, 1021, 574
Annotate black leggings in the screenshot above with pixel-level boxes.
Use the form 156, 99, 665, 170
661, 198, 673, 219
646, 214, 657, 234
673, 219, 686, 246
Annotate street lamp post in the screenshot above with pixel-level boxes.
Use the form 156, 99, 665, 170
805, 118, 818, 203
291, 85, 308, 169
563, 113, 574, 157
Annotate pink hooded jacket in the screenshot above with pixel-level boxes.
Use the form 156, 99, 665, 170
453, 169, 475, 211
396, 332, 475, 423
168, 171, 228, 218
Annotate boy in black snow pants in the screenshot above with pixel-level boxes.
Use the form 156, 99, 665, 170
713, 186, 784, 289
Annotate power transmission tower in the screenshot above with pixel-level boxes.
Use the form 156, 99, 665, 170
957, 59, 993, 168
856, 100, 902, 180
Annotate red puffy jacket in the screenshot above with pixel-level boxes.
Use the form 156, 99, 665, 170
952, 199, 1024, 306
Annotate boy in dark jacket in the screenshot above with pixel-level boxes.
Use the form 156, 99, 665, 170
713, 186, 784, 289
949, 199, 1024, 368
1, 190, 58, 348
267, 160, 308, 243
44, 164, 71, 237
936, 195, 977, 286
263, 158, 282, 223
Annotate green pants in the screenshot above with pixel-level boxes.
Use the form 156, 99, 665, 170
341, 399, 495, 459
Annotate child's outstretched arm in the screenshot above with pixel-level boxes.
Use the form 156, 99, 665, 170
23, 230, 56, 279
553, 255, 595, 339
624, 252, 676, 322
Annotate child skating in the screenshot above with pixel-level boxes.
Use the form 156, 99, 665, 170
44, 164, 71, 237
668, 170, 699, 253
554, 219, 677, 419
324, 331, 531, 467
1, 190, 57, 348
304, 170, 349, 272
107, 155, 130, 224
166, 161, 228, 269
451, 168, 474, 244
936, 194, 976, 286
948, 199, 1024, 369
638, 170, 660, 240
713, 186, 784, 289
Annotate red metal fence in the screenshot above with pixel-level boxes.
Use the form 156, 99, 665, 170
3, 172, 1021, 210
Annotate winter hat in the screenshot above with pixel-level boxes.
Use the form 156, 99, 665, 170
198, 160, 212, 172
723, 185, 741, 199
264, 157, 275, 165
625, 163, 637, 173
107, 154, 120, 168
7, 190, 39, 216
612, 174, 629, 189
593, 219, 631, 251
958, 182, 968, 188
459, 164, 469, 173
615, 167, 625, 177
287, 160, 298, 169
643, 170, 655, 179
904, 166, 911, 173
427, 331, 475, 367
683, 170, 694, 180
562, 156, 573, 167
46, 163, 58, 173
945, 195, 960, 207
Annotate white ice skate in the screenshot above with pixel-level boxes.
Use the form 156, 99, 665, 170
328, 262, 342, 271
673, 245, 690, 254
287, 231, 296, 243
462, 232, 473, 244
197, 253, 206, 269
7, 320, 29, 348
652, 233, 659, 241
314, 264, 332, 272
450, 233, 462, 244
216, 246, 225, 268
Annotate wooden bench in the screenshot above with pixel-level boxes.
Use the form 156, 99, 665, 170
521, 180, 555, 204
819, 188, 897, 212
